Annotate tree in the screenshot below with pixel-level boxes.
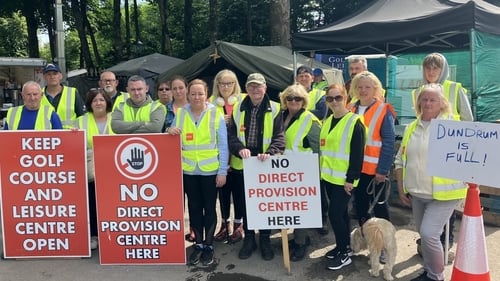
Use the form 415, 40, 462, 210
270, 0, 290, 47
0, 12, 28, 57
183, 0, 193, 57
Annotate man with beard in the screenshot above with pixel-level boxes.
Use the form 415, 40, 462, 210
99, 71, 129, 108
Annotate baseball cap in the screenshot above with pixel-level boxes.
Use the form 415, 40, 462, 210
313, 68, 323, 76
296, 65, 313, 75
43, 63, 61, 74
246, 73, 266, 86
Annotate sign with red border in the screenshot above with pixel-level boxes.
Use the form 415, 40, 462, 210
0, 130, 90, 258
93, 134, 185, 265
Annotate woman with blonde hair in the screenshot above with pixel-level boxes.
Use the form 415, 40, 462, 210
279, 84, 322, 261
210, 69, 246, 243
349, 71, 395, 234
395, 83, 465, 281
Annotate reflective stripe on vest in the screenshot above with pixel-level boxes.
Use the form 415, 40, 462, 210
78, 113, 112, 149
319, 112, 361, 186
7, 105, 53, 130
42, 86, 77, 128
285, 112, 314, 152
400, 118, 466, 200
177, 107, 220, 172
120, 100, 161, 122
230, 101, 280, 170
306, 88, 325, 111
353, 100, 386, 175
112, 92, 130, 110
411, 80, 461, 120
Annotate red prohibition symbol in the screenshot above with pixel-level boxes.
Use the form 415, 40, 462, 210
114, 137, 159, 180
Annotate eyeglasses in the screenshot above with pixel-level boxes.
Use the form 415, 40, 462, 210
89, 87, 104, 92
218, 82, 235, 87
325, 95, 344, 103
100, 79, 116, 84
285, 96, 303, 102
158, 88, 170, 91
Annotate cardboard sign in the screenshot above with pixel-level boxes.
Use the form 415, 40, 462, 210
93, 134, 185, 265
427, 119, 500, 188
243, 154, 322, 230
0, 130, 89, 258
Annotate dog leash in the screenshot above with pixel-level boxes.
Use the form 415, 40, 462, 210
366, 176, 391, 214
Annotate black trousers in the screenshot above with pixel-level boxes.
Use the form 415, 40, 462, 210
353, 173, 391, 226
217, 172, 244, 222
88, 181, 98, 236
183, 174, 218, 246
323, 180, 351, 251
231, 171, 271, 238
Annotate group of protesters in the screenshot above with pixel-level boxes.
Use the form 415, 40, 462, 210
2, 51, 472, 281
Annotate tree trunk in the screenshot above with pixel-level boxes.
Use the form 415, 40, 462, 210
158, 0, 173, 55
86, 16, 102, 67
133, 0, 140, 43
124, 0, 131, 58
72, 0, 94, 69
183, 0, 193, 57
209, 0, 217, 45
270, 0, 290, 47
22, 3, 40, 58
113, 0, 123, 63
245, 0, 252, 44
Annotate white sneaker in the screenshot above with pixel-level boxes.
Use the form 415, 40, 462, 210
90, 236, 98, 250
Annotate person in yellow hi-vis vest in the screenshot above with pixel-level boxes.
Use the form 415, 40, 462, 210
209, 69, 246, 244
76, 88, 114, 251
4, 81, 63, 130
321, 84, 365, 271
111, 75, 166, 134
411, 53, 473, 257
167, 79, 228, 267
295, 65, 327, 120
228, 73, 285, 261
99, 70, 129, 108
411, 53, 473, 122
395, 84, 467, 281
41, 63, 85, 129
279, 84, 322, 262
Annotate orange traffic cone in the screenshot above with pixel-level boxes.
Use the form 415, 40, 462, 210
451, 183, 490, 281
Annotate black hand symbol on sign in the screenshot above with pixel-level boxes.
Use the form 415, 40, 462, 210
127, 147, 145, 170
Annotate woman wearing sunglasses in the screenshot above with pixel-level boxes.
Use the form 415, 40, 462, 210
278, 84, 322, 262
320, 84, 365, 270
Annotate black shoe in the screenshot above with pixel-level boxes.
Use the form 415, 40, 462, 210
200, 246, 215, 266
260, 237, 274, 261
238, 236, 257, 259
326, 252, 352, 271
290, 244, 307, 262
325, 246, 353, 259
188, 245, 204, 265
410, 271, 443, 281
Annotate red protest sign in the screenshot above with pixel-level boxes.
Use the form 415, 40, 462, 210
0, 130, 90, 258
93, 134, 184, 265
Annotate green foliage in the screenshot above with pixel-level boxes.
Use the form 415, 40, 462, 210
0, 12, 28, 57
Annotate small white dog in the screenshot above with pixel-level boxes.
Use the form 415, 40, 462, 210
350, 217, 397, 281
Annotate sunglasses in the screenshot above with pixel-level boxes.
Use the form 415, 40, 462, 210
285, 96, 304, 102
325, 95, 344, 103
158, 88, 170, 91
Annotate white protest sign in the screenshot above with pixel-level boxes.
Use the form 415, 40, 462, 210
243, 154, 322, 230
427, 119, 500, 188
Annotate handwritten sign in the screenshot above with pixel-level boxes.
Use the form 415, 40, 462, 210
93, 134, 185, 265
243, 154, 321, 230
427, 119, 500, 188
0, 130, 89, 258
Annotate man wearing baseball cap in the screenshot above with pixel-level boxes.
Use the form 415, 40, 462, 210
42, 63, 85, 128
312, 68, 328, 91
227, 73, 285, 261
296, 65, 327, 120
